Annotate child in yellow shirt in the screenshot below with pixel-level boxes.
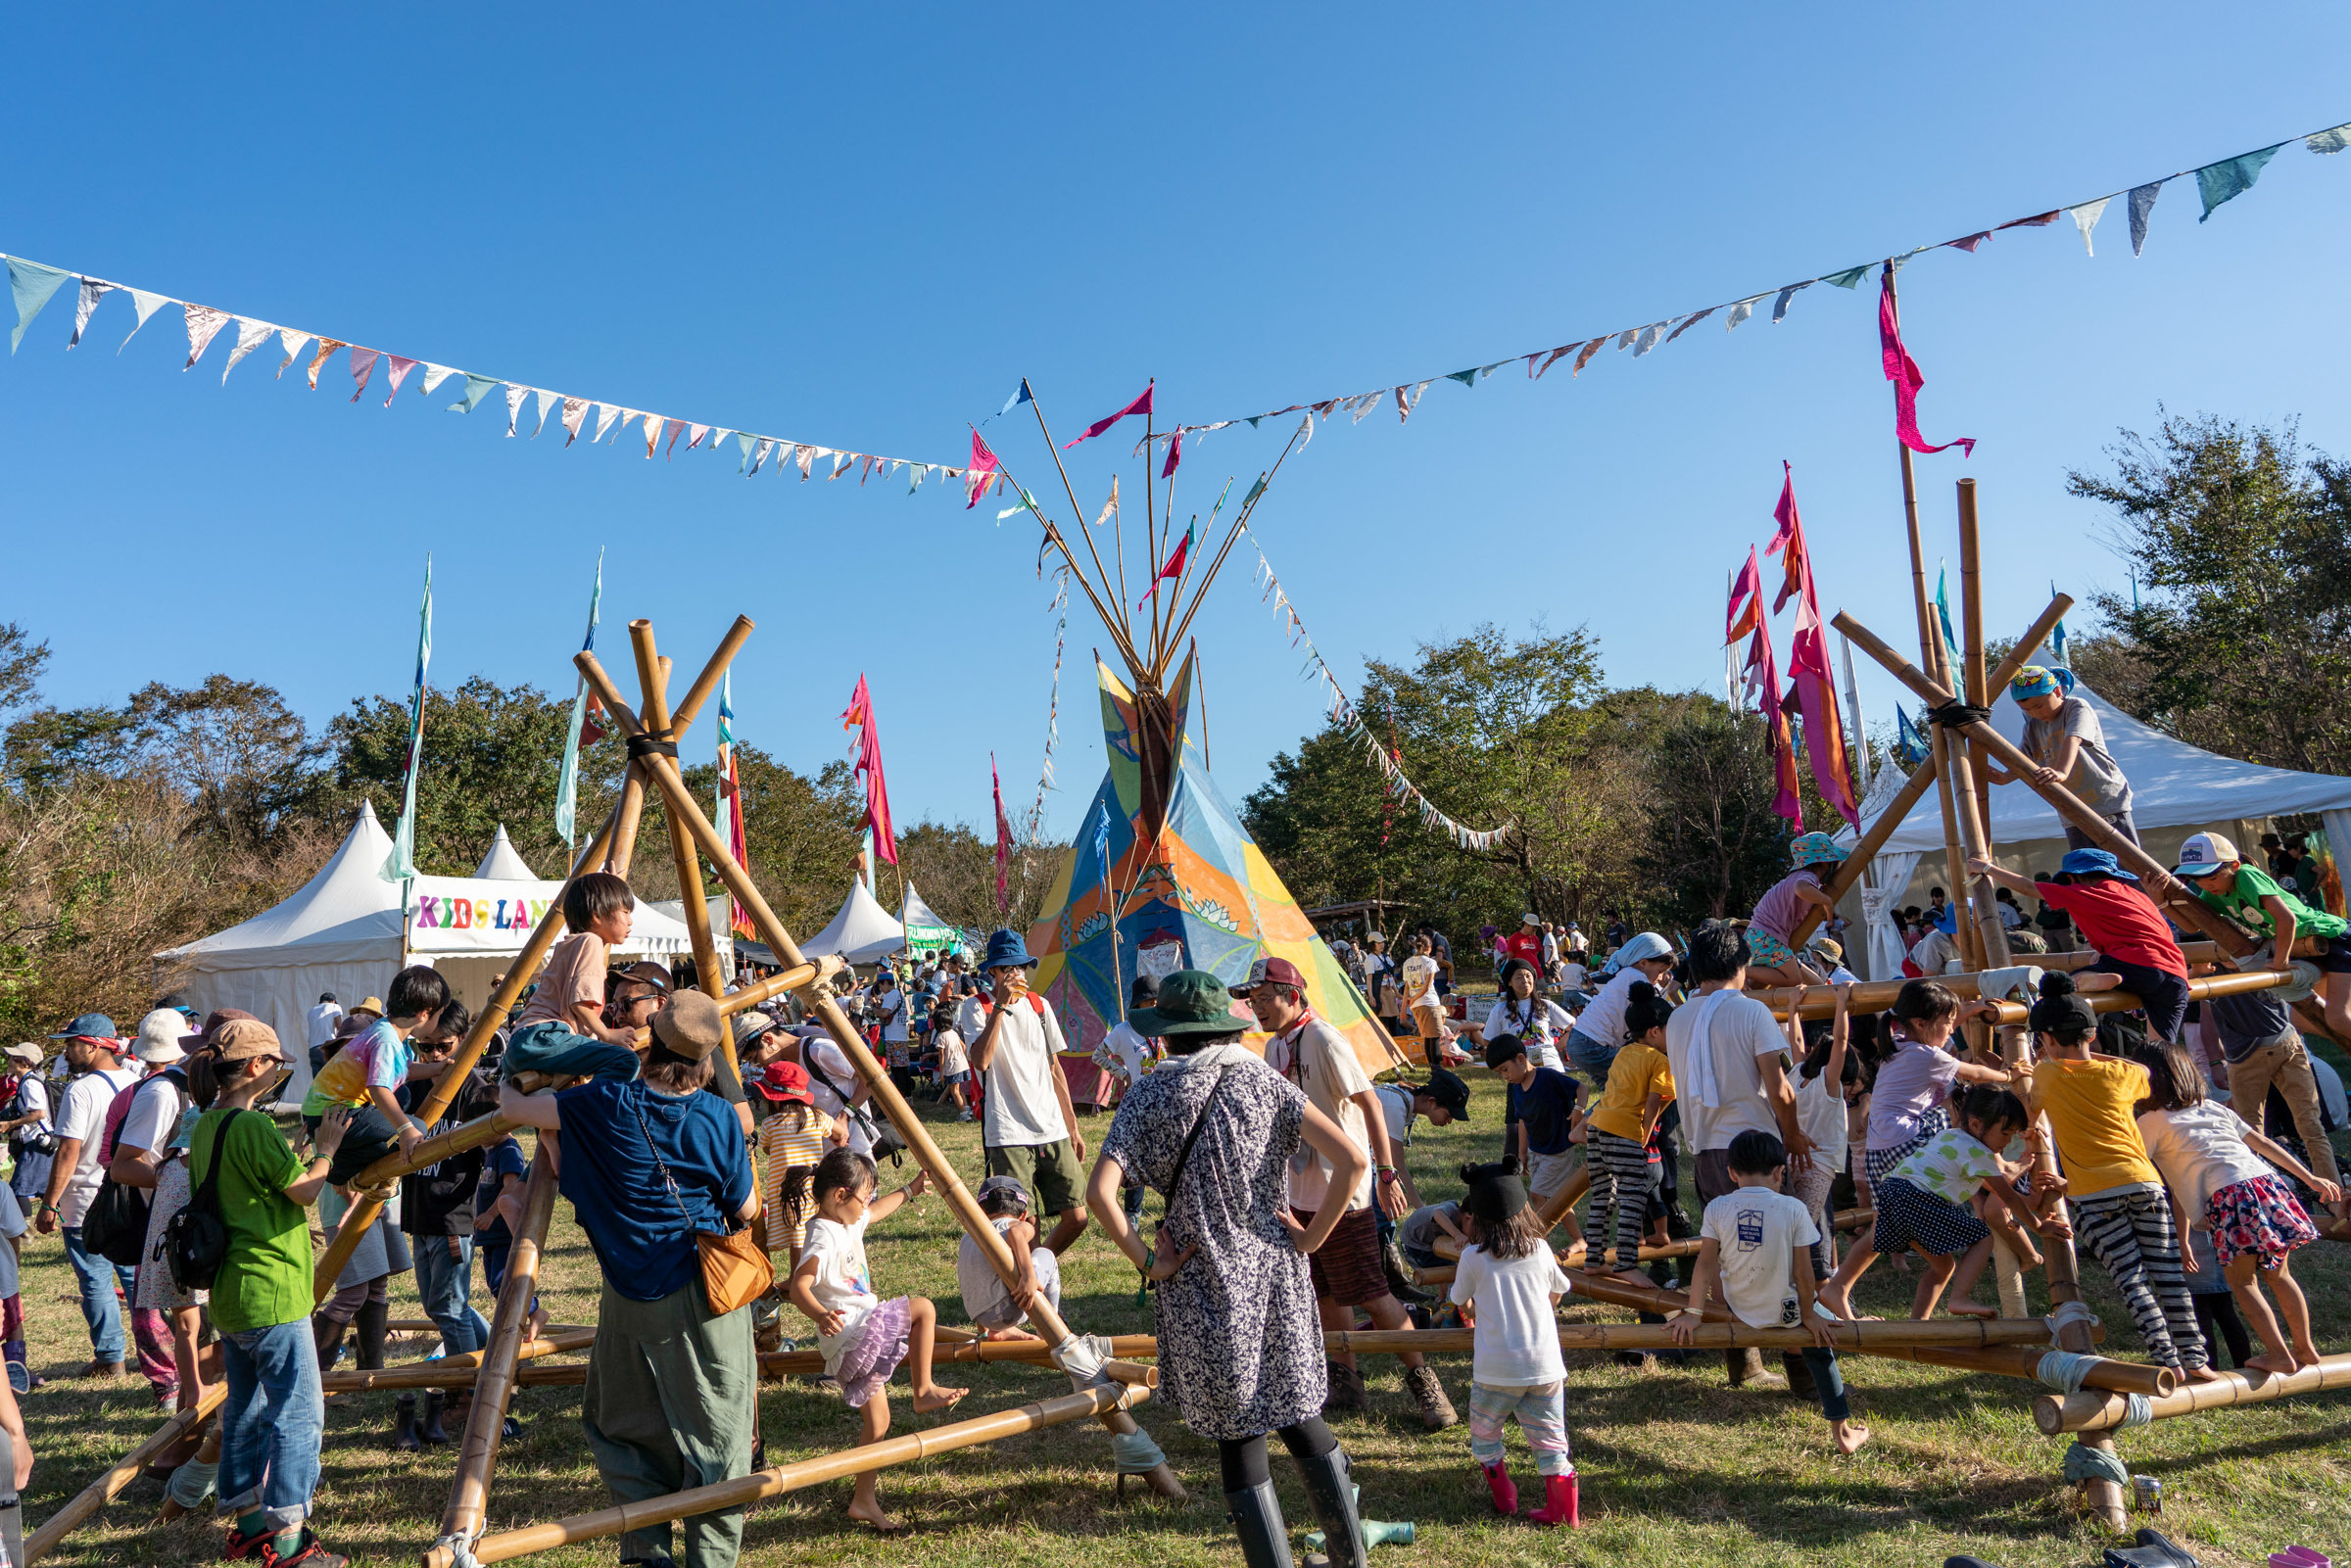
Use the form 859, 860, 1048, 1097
1574, 982, 1676, 1275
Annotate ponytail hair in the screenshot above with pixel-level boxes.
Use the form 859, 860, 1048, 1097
1623, 981, 1674, 1043
187, 1051, 224, 1110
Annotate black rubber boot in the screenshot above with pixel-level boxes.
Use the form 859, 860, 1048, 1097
395, 1394, 421, 1452
1224, 1479, 1297, 1568
419, 1390, 451, 1445
1294, 1444, 1369, 1568
353, 1300, 390, 1373
312, 1313, 349, 1374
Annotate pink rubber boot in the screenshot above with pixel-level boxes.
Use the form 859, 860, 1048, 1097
1527, 1471, 1580, 1528
1480, 1460, 1518, 1515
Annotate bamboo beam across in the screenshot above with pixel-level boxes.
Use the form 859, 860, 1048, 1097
448, 1384, 1150, 1568
1750, 942, 2306, 1016
322, 1328, 594, 1392
2036, 1353, 2351, 1433
1876, 1342, 2172, 1398
24, 1383, 227, 1563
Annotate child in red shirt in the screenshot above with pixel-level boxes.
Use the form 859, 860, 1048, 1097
1969, 850, 2187, 1041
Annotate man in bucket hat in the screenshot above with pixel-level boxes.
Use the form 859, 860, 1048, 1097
964, 928, 1089, 1256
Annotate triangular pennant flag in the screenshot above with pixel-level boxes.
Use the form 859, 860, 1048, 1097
6, 259, 72, 354
1062, 382, 1153, 448
1724, 296, 1763, 330
532, 387, 558, 436
449, 372, 498, 412
797, 444, 817, 479
349, 347, 380, 402
736, 431, 756, 472
685, 422, 709, 451
748, 437, 774, 475
1632, 321, 1666, 356
502, 383, 528, 435
1350, 395, 1379, 423
593, 403, 625, 442
641, 412, 661, 458
2195, 144, 2282, 221
1947, 231, 1991, 253
2069, 197, 2110, 256
1772, 281, 1809, 323
2128, 181, 2163, 257
908, 462, 928, 495
420, 363, 460, 395
118, 288, 169, 354
382, 356, 419, 406
999, 378, 1033, 415
2309, 123, 2351, 155
1665, 307, 1714, 343
67, 278, 112, 349
274, 328, 314, 377
1822, 265, 1869, 289
306, 339, 346, 390
831, 451, 854, 479
1997, 210, 2062, 230
562, 397, 590, 446
1295, 410, 1314, 449
707, 428, 732, 451
1615, 328, 1638, 350
180, 305, 231, 369
1312, 400, 1337, 418
222, 317, 275, 384
1573, 338, 1606, 375
1533, 344, 1576, 378
1444, 367, 1478, 387
664, 418, 687, 458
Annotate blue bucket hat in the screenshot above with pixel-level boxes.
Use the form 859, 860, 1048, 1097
2059, 847, 2136, 882
980, 928, 1038, 971
2011, 665, 2078, 702
50, 1013, 116, 1040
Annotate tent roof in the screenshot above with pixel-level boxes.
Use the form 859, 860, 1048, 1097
472, 824, 541, 880
159, 801, 403, 972
899, 882, 960, 939
801, 879, 905, 965
1856, 681, 2351, 855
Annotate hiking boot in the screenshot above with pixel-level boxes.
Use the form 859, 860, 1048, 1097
77, 1359, 127, 1379
1319, 1361, 1367, 1415
264, 1529, 349, 1568
1404, 1364, 1456, 1431
222, 1527, 275, 1560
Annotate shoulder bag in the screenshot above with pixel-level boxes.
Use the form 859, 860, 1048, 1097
629, 1091, 773, 1316
166, 1109, 249, 1293
802, 1049, 907, 1165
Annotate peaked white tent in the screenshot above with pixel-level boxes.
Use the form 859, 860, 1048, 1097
472, 824, 541, 880
800, 879, 905, 965
1837, 681, 2351, 979
898, 882, 966, 956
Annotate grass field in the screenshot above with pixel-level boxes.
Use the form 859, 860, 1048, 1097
17, 1048, 2351, 1568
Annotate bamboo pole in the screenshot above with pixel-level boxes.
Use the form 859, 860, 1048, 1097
24, 1383, 227, 1563
1929, 725, 1985, 974
154, 1423, 222, 1522
628, 623, 736, 1086
1020, 395, 1140, 664
438, 1151, 560, 1550
2036, 1353, 2351, 1434
572, 648, 1186, 1500
1153, 419, 1310, 683
1871, 1342, 2172, 1397
448, 1384, 1150, 1568
1750, 942, 2301, 1016
1955, 482, 2013, 982
322, 1328, 595, 1392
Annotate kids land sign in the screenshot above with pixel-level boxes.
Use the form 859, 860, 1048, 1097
406, 876, 564, 954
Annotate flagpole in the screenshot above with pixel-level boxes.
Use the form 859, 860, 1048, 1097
1021, 393, 1133, 652
1143, 395, 1162, 667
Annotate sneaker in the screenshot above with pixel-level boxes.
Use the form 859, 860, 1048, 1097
223, 1528, 274, 1560
266, 1532, 350, 1568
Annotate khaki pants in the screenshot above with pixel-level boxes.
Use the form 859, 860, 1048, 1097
2227, 1031, 2342, 1189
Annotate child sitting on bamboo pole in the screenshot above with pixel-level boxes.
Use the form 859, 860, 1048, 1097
1867, 1087, 2058, 1319
501, 872, 648, 1084
2173, 830, 2351, 1042
2135, 1043, 2339, 1374
954, 1173, 1061, 1341
784, 1147, 968, 1533
1742, 833, 1844, 987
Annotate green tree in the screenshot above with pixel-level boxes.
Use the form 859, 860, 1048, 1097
1629, 691, 1799, 929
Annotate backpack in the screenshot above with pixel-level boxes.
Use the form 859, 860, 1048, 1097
167, 1110, 252, 1294
82, 1070, 175, 1269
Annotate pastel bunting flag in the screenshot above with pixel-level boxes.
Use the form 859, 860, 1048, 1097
275, 328, 313, 377
736, 432, 755, 472
420, 364, 459, 396
181, 305, 231, 369
1573, 339, 1605, 374
1632, 321, 1665, 356
593, 403, 624, 442
349, 347, 380, 402
2128, 181, 2163, 257
1772, 282, 1807, 322
222, 317, 275, 384
1665, 307, 1713, 343
1725, 296, 1762, 330
2311, 123, 2351, 155
748, 437, 773, 475
796, 444, 816, 479
1822, 265, 1869, 289
450, 372, 498, 413
664, 418, 687, 457
1948, 231, 1991, 254
532, 387, 558, 436
383, 356, 419, 405
7, 259, 71, 354
305, 339, 346, 390
503, 382, 528, 435
2195, 144, 2282, 220
560, 397, 590, 445
2069, 197, 2110, 256
68, 278, 112, 349
1997, 210, 2061, 230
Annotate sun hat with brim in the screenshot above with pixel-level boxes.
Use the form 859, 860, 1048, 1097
191, 1009, 260, 1052
4, 1044, 41, 1069
731, 1011, 780, 1048
1129, 970, 1248, 1039
651, 990, 726, 1063
50, 1013, 116, 1041
2172, 832, 2238, 879
1790, 832, 1848, 871
981, 928, 1038, 972
2060, 847, 2138, 882
1808, 937, 1845, 964
352, 998, 386, 1018
749, 1060, 815, 1106
134, 1009, 196, 1066
212, 1019, 285, 1064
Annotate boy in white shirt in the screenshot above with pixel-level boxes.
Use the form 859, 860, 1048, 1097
954, 1175, 1061, 1341
1673, 1129, 1870, 1453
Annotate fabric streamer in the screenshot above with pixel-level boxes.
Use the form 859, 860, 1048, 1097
1063, 382, 1153, 449
1877, 267, 1974, 457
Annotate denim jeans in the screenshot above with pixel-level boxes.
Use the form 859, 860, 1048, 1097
219, 1319, 325, 1533
1799, 1347, 1850, 1422
504, 1021, 641, 1084
411, 1234, 491, 1357
62, 1225, 134, 1363
1564, 1028, 1617, 1092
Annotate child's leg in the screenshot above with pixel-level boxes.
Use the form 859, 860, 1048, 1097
2190, 1290, 2251, 1370
1464, 1383, 1519, 1513
2077, 1191, 2200, 1371
1936, 1238, 1996, 1317
2259, 1254, 2318, 1367
1800, 1349, 1870, 1452
846, 1392, 893, 1525
501, 1021, 641, 1084
2220, 1254, 2295, 1372
1514, 1385, 1572, 1477
903, 1298, 967, 1412
1908, 1249, 1959, 1319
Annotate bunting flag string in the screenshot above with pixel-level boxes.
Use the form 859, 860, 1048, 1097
1025, 566, 1071, 845
0, 248, 964, 497
1241, 527, 1511, 853
1151, 117, 2351, 445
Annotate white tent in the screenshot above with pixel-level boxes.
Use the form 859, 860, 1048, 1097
1836, 681, 2351, 980
472, 824, 541, 879
899, 882, 965, 956
158, 806, 694, 1094
800, 879, 905, 965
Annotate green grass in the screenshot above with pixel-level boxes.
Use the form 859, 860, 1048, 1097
18, 1073, 2351, 1568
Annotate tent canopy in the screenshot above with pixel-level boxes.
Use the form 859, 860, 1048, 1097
472, 824, 541, 879
899, 882, 964, 955
801, 879, 905, 965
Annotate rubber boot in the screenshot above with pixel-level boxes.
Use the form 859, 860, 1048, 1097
1783, 1351, 1818, 1399
395, 1394, 420, 1451
1294, 1444, 1369, 1568
1527, 1470, 1580, 1528
1482, 1459, 1518, 1516
313, 1314, 352, 1407
419, 1391, 450, 1446
353, 1300, 390, 1373
1727, 1347, 1778, 1387
1403, 1365, 1457, 1431
1225, 1479, 1297, 1568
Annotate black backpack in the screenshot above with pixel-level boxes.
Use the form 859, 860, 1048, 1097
82, 1073, 187, 1268
167, 1110, 251, 1294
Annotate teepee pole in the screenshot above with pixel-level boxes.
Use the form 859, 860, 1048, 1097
993, 447, 1144, 675
629, 625, 737, 1081
437, 1150, 559, 1553
574, 646, 1188, 1501
1153, 418, 1307, 684
1025, 393, 1134, 653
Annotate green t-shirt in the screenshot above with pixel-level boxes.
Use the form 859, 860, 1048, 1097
2193, 862, 2349, 943
187, 1108, 313, 1333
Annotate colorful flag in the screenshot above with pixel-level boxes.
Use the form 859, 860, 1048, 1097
1063, 382, 1154, 449
1135, 523, 1192, 609
2050, 581, 2071, 670
381, 557, 433, 881
1091, 798, 1113, 893
840, 675, 896, 865
718, 673, 756, 939
1741, 613, 1802, 832
1767, 464, 1859, 826
964, 429, 1000, 510
1160, 426, 1183, 479
1878, 266, 1974, 457
552, 550, 604, 850
1896, 705, 1931, 768
1935, 562, 1963, 673
1725, 546, 1763, 645
992, 753, 1014, 913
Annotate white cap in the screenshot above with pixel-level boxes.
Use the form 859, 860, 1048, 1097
133, 1008, 195, 1065
1521, 913, 1541, 926
2173, 832, 2239, 878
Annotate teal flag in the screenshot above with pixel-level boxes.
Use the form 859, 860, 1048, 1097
8, 258, 71, 354
1934, 562, 1962, 676
1822, 265, 1870, 289
448, 373, 498, 413
382, 558, 434, 882
552, 549, 604, 850
2050, 579, 2071, 670
2196, 145, 2283, 220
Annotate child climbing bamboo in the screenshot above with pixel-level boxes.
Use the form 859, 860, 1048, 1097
1742, 832, 1845, 986
1573, 982, 1676, 1276
1448, 1160, 1580, 1529
1869, 1086, 2061, 1319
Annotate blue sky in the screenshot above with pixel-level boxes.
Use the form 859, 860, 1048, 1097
7, 6, 2349, 856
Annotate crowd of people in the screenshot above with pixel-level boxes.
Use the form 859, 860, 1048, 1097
2, 806, 2347, 1568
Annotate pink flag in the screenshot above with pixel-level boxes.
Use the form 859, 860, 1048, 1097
1725, 546, 1763, 645
1879, 267, 1975, 457
1768, 463, 1859, 826
840, 675, 897, 864
1160, 426, 1182, 479
1761, 462, 1810, 614
383, 356, 419, 407
349, 347, 380, 403
1742, 618, 1803, 832
1062, 382, 1153, 449
964, 429, 1000, 509
991, 753, 1013, 912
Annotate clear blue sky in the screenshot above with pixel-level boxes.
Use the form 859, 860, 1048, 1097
7, 6, 2349, 853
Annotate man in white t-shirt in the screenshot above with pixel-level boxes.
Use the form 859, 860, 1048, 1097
1241, 957, 1456, 1432
965, 930, 1088, 1256
306, 992, 346, 1051
1662, 924, 1814, 1389
1, 1042, 55, 1210
36, 1015, 142, 1377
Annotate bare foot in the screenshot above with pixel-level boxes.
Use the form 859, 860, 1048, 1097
527, 1307, 551, 1341
846, 1499, 906, 1533
1945, 1302, 1996, 1320
1833, 1419, 1871, 1454
911, 1385, 968, 1414
2241, 1352, 2296, 1376
1817, 1284, 1857, 1320
2182, 1365, 2230, 1385
982, 1327, 1037, 1343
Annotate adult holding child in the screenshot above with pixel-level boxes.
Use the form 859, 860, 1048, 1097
961, 929, 1089, 1257
1084, 970, 1376, 1568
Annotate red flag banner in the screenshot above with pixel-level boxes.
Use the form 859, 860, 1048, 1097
991, 753, 1013, 913
1879, 267, 1975, 458
964, 429, 1000, 510
1743, 616, 1802, 832
1769, 464, 1860, 826
1063, 382, 1153, 449
1725, 546, 1763, 644
840, 675, 897, 864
